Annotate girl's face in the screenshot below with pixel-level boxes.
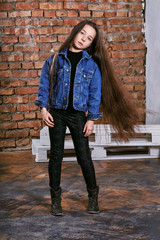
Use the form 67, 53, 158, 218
70, 24, 96, 52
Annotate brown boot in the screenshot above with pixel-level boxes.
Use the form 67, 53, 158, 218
87, 186, 99, 214
50, 188, 63, 216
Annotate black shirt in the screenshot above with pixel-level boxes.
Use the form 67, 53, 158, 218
67, 49, 82, 111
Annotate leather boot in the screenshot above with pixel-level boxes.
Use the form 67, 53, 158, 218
50, 188, 63, 216
87, 186, 99, 214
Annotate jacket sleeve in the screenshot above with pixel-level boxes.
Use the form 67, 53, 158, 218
87, 65, 103, 120
34, 58, 51, 110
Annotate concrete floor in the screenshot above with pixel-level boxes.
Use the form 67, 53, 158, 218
0, 151, 160, 240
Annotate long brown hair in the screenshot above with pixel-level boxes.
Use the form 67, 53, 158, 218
50, 20, 139, 141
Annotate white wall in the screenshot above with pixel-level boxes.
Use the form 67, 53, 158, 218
145, 0, 160, 124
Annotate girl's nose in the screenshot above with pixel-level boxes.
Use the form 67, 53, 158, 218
81, 36, 86, 42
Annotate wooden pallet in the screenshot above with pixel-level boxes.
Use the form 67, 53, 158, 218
32, 125, 160, 162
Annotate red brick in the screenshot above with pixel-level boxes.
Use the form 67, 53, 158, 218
1, 36, 18, 44
40, 2, 63, 10
0, 63, 8, 70
39, 44, 52, 51
105, 11, 116, 18
18, 120, 41, 129
1, 80, 26, 88
27, 79, 39, 86
0, 70, 12, 78
6, 130, 29, 138
16, 19, 33, 26
34, 36, 57, 43
44, 11, 56, 18
30, 129, 40, 137
22, 62, 34, 69
29, 95, 37, 103
117, 11, 128, 17
129, 11, 142, 18
79, 11, 91, 18
7, 54, 23, 62
0, 114, 11, 121
130, 59, 144, 66
37, 112, 42, 119
133, 3, 143, 10
1, 45, 14, 52
134, 85, 145, 91
3, 96, 28, 104
9, 63, 21, 69
58, 36, 67, 43
110, 3, 131, 10
53, 27, 71, 34
24, 112, 36, 119
123, 43, 145, 50
111, 59, 129, 67
39, 19, 62, 26
23, 54, 39, 61
15, 87, 38, 95
17, 104, 39, 112
0, 3, 13, 11
34, 62, 43, 69
64, 19, 81, 26
19, 36, 31, 43
123, 76, 145, 83
0, 55, 7, 62
15, 2, 38, 9
13, 70, 37, 78
0, 12, 7, 18
0, 122, 17, 130
92, 11, 104, 18
112, 51, 134, 58
29, 28, 53, 35
16, 139, 30, 147
2, 140, 16, 148
8, 11, 31, 18
12, 114, 24, 121
14, 45, 39, 52
32, 10, 43, 17
0, 131, 6, 138
68, 10, 78, 17
0, 19, 15, 26
56, 10, 67, 18
110, 18, 132, 25
88, 3, 109, 10
0, 105, 16, 113
5, 28, 28, 35
0, 88, 14, 97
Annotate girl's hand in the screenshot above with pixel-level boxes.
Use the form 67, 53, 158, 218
41, 107, 54, 127
83, 120, 94, 137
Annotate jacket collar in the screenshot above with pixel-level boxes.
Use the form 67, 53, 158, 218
59, 48, 92, 59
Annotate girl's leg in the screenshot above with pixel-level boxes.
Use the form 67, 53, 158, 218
49, 109, 66, 191
67, 111, 97, 190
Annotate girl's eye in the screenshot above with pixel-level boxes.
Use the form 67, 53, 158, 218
88, 37, 92, 41
81, 31, 84, 35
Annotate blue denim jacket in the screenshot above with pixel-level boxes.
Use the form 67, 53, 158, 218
35, 48, 102, 120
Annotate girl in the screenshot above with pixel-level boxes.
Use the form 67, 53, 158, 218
35, 20, 139, 216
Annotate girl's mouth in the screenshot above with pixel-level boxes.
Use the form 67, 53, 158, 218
78, 42, 83, 46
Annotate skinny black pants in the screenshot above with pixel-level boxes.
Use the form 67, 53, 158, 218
48, 109, 97, 191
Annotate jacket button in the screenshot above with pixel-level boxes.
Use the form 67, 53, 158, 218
65, 83, 68, 86
66, 69, 69, 72
64, 97, 66, 100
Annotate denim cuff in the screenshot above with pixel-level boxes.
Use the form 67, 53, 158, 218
34, 100, 49, 110
87, 112, 103, 121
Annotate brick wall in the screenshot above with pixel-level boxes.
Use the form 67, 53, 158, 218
0, 0, 146, 151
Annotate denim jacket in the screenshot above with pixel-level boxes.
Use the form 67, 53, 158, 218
35, 48, 102, 120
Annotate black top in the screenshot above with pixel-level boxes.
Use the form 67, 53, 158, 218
67, 49, 82, 112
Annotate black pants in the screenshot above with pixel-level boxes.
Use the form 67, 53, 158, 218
48, 109, 97, 191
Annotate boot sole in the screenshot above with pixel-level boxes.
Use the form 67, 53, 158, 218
87, 210, 100, 214
51, 212, 64, 216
